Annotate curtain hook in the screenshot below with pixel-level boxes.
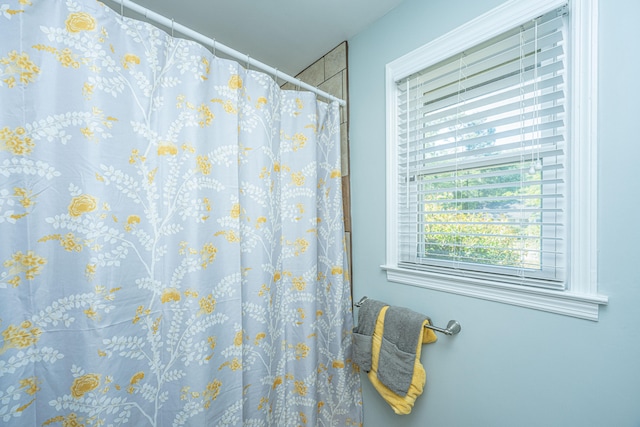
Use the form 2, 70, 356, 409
211, 38, 216, 57
274, 68, 279, 85
171, 19, 174, 37
120, 0, 124, 17
246, 55, 250, 70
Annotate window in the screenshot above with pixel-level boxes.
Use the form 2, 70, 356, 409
383, 0, 607, 320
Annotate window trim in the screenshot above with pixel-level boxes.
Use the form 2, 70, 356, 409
383, 0, 607, 320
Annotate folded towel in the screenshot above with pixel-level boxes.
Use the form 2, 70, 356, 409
368, 306, 437, 415
378, 305, 433, 396
352, 298, 387, 372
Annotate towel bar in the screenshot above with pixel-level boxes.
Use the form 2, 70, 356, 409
354, 296, 461, 336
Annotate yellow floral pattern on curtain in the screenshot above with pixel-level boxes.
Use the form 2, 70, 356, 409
0, 1, 362, 426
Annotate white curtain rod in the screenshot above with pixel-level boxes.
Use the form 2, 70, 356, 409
105, 0, 346, 107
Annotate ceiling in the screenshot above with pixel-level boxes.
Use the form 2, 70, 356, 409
103, 0, 403, 76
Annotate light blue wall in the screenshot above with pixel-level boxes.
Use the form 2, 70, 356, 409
348, 0, 640, 426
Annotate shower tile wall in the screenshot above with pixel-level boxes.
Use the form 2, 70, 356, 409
282, 42, 351, 275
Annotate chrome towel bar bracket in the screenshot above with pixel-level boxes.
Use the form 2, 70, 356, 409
354, 296, 461, 336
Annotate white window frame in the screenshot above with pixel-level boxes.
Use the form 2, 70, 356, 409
383, 0, 608, 320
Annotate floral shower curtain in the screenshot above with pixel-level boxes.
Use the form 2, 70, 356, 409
0, 1, 362, 426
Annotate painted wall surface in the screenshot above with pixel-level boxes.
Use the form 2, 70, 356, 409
348, 0, 640, 426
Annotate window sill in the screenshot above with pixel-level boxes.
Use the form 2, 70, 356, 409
381, 265, 608, 321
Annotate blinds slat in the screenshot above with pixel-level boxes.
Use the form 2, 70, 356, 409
416, 241, 562, 254
403, 131, 564, 170
417, 231, 562, 241
399, 61, 565, 119
400, 147, 564, 176
412, 37, 564, 108
407, 104, 565, 149
400, 89, 565, 138
396, 261, 565, 288
418, 194, 563, 205
413, 176, 564, 193
420, 207, 562, 215
398, 14, 566, 89
400, 221, 564, 229
402, 162, 562, 185
398, 70, 564, 122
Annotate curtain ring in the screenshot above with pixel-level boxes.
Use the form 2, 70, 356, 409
274, 68, 279, 85
211, 38, 216, 57
120, 0, 124, 17
246, 55, 250, 70
171, 19, 175, 37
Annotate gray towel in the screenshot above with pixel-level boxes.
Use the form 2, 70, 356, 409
352, 298, 386, 372
377, 306, 429, 397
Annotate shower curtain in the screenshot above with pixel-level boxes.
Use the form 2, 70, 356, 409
0, 1, 362, 426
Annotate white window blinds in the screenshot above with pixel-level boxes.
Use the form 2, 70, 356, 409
396, 6, 568, 288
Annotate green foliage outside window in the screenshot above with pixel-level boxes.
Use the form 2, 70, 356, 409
420, 163, 542, 269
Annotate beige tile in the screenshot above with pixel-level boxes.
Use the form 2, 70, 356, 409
345, 231, 352, 279
318, 72, 343, 100
337, 72, 349, 123
281, 82, 295, 90
342, 176, 351, 233
325, 42, 347, 79
342, 71, 349, 103
296, 58, 325, 87
340, 122, 349, 176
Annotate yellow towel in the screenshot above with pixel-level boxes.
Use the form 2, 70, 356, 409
367, 305, 437, 415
